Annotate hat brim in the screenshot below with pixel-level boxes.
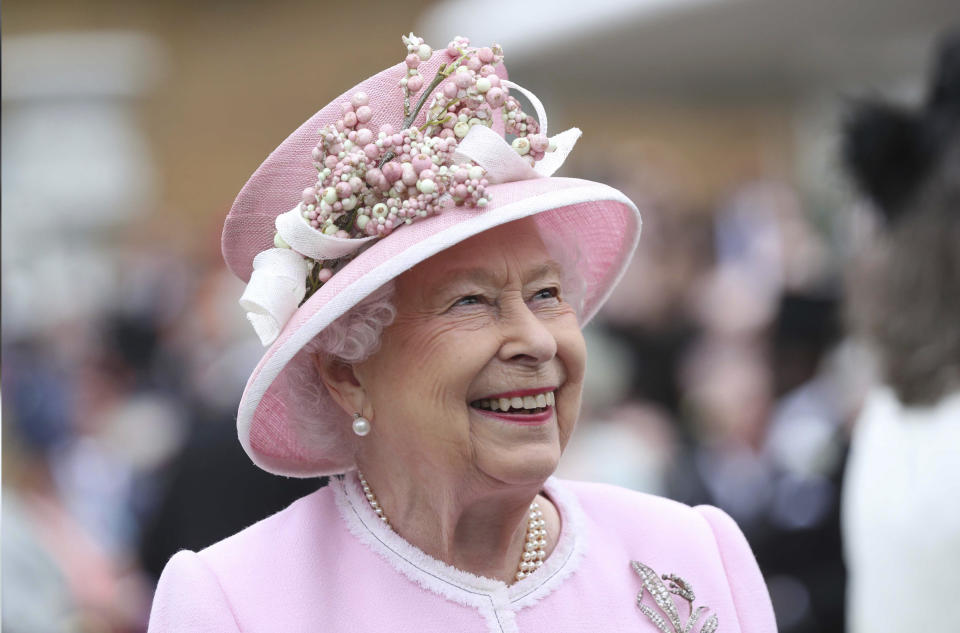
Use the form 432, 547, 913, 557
237, 175, 640, 477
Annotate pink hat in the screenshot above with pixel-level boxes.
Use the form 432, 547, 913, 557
223, 35, 641, 477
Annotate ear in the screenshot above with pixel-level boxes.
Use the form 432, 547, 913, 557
313, 354, 370, 418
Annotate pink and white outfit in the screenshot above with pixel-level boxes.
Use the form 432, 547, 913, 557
149, 473, 776, 632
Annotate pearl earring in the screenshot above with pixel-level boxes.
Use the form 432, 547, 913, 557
352, 413, 371, 437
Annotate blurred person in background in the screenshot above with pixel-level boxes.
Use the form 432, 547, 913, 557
2, 332, 157, 632
134, 237, 322, 582
841, 28, 960, 633
2, 232, 323, 630
662, 183, 847, 633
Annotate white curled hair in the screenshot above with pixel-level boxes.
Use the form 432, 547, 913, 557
275, 280, 398, 469
285, 279, 397, 407
306, 280, 398, 364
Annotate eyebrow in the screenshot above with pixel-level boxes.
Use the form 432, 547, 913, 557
433, 260, 564, 293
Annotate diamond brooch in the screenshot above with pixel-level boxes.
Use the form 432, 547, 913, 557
631, 560, 718, 633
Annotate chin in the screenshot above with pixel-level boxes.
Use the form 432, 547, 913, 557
479, 445, 562, 487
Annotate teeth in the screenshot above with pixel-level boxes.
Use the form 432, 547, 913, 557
473, 391, 557, 412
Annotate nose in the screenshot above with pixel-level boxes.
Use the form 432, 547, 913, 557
498, 298, 558, 365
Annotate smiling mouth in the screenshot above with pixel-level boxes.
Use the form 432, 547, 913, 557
469, 390, 556, 416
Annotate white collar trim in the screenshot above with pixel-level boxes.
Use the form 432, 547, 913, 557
333, 472, 587, 632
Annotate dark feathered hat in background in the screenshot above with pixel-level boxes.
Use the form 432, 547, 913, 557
842, 28, 960, 221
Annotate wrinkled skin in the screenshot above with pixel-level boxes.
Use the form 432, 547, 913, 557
319, 217, 586, 581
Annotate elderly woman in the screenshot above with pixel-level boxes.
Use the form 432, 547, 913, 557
149, 35, 776, 633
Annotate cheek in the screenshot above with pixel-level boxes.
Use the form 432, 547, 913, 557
555, 323, 586, 446
556, 317, 587, 384
365, 318, 498, 415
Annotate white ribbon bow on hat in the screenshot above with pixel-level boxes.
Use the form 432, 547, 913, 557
453, 80, 582, 184
241, 80, 581, 346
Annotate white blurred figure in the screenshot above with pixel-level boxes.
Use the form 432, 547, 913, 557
840, 31, 960, 633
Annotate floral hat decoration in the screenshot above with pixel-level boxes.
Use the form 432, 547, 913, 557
223, 34, 642, 477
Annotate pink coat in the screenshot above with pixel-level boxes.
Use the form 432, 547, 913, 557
149, 474, 777, 632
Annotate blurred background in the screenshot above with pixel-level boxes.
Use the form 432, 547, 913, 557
2, 1, 957, 631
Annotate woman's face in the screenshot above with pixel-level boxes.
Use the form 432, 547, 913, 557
354, 218, 586, 487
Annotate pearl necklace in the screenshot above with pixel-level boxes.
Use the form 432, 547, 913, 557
358, 471, 547, 582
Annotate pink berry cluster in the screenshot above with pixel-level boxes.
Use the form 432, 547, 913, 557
421, 37, 505, 141
400, 33, 432, 96
503, 95, 549, 163
288, 33, 549, 300
301, 111, 490, 239
423, 37, 548, 167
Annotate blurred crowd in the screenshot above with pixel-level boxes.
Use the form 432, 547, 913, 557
2, 11, 956, 633
2, 162, 859, 633
2, 239, 322, 631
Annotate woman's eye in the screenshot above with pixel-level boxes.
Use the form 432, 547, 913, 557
533, 287, 560, 301
453, 295, 483, 307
